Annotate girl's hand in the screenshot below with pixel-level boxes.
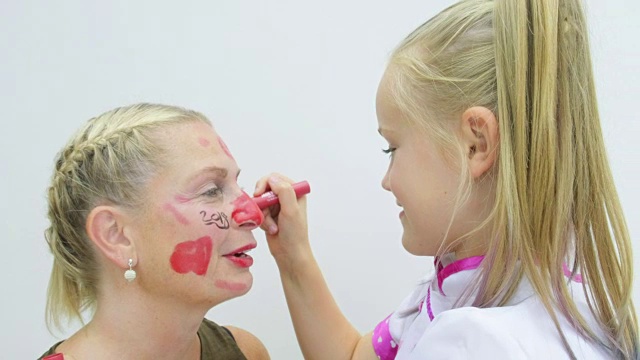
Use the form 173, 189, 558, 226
254, 174, 310, 267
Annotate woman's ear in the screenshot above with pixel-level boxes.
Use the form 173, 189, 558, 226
86, 205, 136, 269
459, 106, 499, 179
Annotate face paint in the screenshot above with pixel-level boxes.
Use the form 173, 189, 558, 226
217, 137, 234, 160
198, 137, 211, 147
163, 203, 190, 225
174, 195, 190, 204
231, 192, 264, 226
215, 279, 249, 292
200, 210, 230, 229
170, 236, 213, 275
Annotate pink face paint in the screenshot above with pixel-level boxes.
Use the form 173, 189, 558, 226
163, 203, 190, 225
170, 236, 213, 275
252, 180, 311, 209
217, 137, 235, 160
232, 192, 264, 226
215, 279, 249, 292
174, 195, 191, 204
198, 137, 211, 147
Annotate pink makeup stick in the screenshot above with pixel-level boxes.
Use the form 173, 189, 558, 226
253, 181, 311, 209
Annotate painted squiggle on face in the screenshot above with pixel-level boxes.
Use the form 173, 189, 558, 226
170, 236, 213, 275
215, 279, 249, 292
163, 203, 190, 225
200, 210, 230, 229
217, 137, 234, 160
231, 192, 264, 226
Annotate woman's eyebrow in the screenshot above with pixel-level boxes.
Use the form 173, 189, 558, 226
188, 166, 228, 183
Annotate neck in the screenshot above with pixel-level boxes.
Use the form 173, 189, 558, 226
59, 280, 209, 360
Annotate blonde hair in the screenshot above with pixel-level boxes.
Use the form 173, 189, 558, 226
388, 0, 637, 358
45, 103, 210, 332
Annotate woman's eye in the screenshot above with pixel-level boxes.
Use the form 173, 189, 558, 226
202, 187, 222, 198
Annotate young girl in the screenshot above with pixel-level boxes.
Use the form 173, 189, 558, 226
254, 0, 638, 358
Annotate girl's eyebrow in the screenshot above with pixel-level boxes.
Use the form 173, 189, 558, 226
378, 128, 398, 138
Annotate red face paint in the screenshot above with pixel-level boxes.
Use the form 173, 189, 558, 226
170, 236, 213, 275
217, 137, 234, 160
232, 192, 264, 226
163, 203, 190, 225
215, 279, 249, 292
198, 137, 211, 147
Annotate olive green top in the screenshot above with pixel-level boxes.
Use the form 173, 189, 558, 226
39, 318, 247, 360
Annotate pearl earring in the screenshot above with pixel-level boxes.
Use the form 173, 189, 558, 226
124, 258, 136, 282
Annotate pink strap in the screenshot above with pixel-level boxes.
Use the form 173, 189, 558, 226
426, 286, 435, 321
436, 256, 485, 295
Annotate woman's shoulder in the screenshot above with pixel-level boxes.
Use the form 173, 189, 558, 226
199, 319, 269, 360
198, 318, 244, 356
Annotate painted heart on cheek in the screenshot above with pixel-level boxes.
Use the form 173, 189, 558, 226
170, 236, 213, 275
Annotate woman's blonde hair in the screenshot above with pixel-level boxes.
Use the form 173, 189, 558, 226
388, 0, 637, 357
45, 103, 210, 332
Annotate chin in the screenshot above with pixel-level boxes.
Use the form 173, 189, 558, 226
215, 274, 253, 296
401, 233, 436, 256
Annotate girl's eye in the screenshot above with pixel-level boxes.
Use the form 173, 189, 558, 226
382, 147, 397, 157
202, 187, 222, 198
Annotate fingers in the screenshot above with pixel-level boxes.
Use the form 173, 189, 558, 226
254, 173, 306, 237
265, 176, 301, 217
253, 175, 271, 197
253, 173, 294, 196
260, 209, 279, 235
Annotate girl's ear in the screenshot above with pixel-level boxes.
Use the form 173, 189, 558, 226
459, 106, 499, 179
86, 205, 137, 269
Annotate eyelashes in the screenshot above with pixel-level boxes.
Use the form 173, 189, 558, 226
201, 187, 223, 198
382, 147, 397, 157
200, 185, 246, 199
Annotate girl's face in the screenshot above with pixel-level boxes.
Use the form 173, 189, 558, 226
126, 121, 263, 308
376, 73, 471, 257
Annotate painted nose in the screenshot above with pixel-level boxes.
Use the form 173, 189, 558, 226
231, 191, 264, 229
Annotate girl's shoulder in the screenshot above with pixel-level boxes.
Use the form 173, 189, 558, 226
418, 290, 610, 359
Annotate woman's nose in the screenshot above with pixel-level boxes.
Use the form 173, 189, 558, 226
231, 191, 264, 229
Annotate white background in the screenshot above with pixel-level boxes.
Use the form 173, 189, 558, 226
1, 1, 638, 358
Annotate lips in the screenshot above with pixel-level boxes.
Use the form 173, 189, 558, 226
223, 243, 256, 268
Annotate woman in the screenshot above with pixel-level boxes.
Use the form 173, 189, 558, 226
40, 103, 269, 359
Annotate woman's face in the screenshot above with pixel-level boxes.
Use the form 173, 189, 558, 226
127, 121, 263, 308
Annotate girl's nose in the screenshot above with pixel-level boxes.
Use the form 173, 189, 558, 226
381, 169, 392, 192
231, 191, 264, 229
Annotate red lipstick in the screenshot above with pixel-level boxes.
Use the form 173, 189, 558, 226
253, 181, 311, 209
223, 244, 256, 268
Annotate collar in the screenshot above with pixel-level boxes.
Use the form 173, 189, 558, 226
435, 254, 485, 296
